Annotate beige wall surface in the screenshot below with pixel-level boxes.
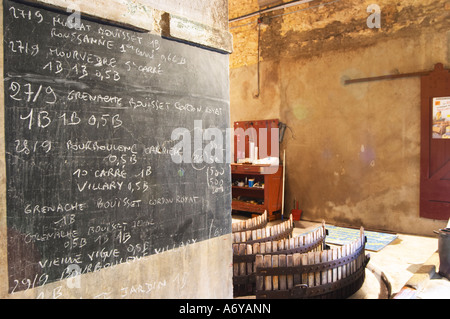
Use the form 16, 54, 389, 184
2, 235, 232, 299
229, 0, 450, 235
142, 0, 229, 30
0, 0, 232, 299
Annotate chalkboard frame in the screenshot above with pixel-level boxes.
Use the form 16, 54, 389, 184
2, 0, 232, 293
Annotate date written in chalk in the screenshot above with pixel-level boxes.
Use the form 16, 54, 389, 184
179, 303, 270, 316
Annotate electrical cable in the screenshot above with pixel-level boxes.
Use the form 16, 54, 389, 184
229, 0, 343, 29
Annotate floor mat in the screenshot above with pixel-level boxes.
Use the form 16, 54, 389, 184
325, 225, 398, 252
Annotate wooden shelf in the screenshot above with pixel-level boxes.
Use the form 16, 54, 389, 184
231, 163, 283, 221
232, 185, 264, 191
232, 119, 283, 221
231, 200, 266, 214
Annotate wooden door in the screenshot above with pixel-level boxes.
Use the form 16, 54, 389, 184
420, 63, 450, 220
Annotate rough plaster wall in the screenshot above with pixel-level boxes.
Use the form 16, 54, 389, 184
230, 60, 281, 124
229, 0, 450, 235
0, 0, 233, 299
229, 0, 450, 68
280, 34, 446, 236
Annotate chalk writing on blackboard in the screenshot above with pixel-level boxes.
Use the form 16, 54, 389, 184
3, 0, 231, 293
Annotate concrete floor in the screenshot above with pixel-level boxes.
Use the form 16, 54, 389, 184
351, 229, 449, 299
232, 215, 450, 299
417, 272, 450, 299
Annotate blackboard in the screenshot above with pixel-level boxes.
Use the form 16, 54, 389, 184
3, 0, 231, 293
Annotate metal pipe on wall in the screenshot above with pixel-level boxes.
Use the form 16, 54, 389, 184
229, 0, 315, 23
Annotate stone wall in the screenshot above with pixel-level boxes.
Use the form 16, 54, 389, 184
229, 0, 450, 235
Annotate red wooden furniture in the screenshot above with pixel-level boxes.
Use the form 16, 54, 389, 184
234, 119, 279, 163
420, 63, 450, 220
231, 164, 283, 221
232, 119, 283, 221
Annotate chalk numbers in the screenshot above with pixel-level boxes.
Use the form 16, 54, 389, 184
104, 153, 138, 166
18, 109, 123, 130
207, 166, 225, 194
9, 81, 57, 104
9, 40, 39, 56
20, 109, 51, 130
5, 2, 222, 296
9, 6, 43, 23
88, 114, 123, 129
10, 273, 48, 294
15, 139, 52, 154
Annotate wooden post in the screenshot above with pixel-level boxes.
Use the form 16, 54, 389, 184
295, 235, 300, 248
246, 244, 253, 294
342, 244, 348, 278
271, 240, 278, 254
293, 253, 301, 286
359, 227, 365, 271
265, 241, 272, 254
255, 255, 264, 292
351, 242, 356, 275
233, 243, 240, 294
332, 248, 337, 283
260, 241, 266, 254
278, 238, 284, 251
239, 243, 246, 278
233, 244, 239, 278
279, 254, 287, 291
287, 254, 294, 290
264, 255, 272, 291
321, 250, 328, 286
272, 255, 279, 291
337, 246, 342, 280
301, 252, 308, 286
327, 249, 333, 283
304, 231, 310, 248
314, 251, 321, 285
308, 251, 315, 287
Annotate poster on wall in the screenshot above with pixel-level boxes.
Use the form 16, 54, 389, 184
432, 97, 450, 139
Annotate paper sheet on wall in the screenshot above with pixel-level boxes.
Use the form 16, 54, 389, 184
432, 97, 450, 139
